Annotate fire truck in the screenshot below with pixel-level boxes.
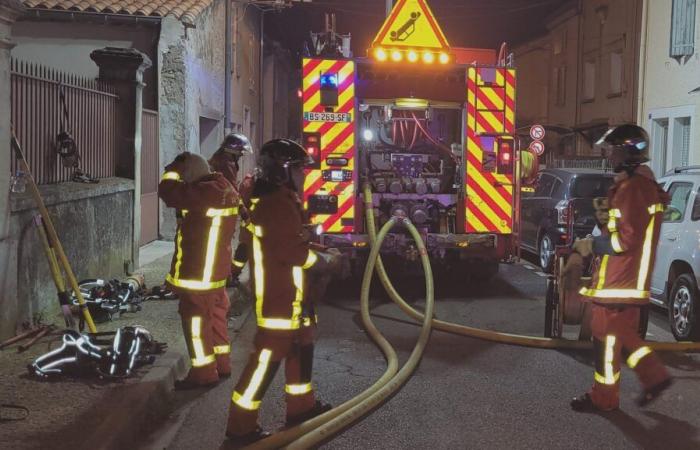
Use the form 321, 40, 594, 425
300, 0, 524, 278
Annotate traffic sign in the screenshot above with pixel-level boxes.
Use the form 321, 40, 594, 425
530, 124, 545, 141
530, 140, 545, 156
371, 0, 451, 54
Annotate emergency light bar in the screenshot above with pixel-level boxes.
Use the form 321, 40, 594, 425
372, 47, 451, 65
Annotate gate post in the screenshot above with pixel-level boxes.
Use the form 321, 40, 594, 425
0, 0, 25, 339
90, 47, 152, 271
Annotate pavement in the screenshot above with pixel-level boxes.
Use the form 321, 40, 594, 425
0, 242, 251, 450
141, 259, 700, 450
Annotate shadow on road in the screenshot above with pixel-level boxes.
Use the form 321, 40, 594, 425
599, 409, 699, 450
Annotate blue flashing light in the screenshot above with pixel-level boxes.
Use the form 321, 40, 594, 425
320, 73, 338, 88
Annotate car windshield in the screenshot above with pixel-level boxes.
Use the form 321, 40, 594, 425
571, 176, 614, 198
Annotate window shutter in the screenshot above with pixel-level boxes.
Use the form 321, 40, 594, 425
671, 0, 696, 57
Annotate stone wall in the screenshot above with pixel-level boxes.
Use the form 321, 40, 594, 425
2, 178, 134, 336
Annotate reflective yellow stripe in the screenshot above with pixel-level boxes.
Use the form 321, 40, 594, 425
292, 266, 304, 324
594, 371, 620, 385
604, 335, 617, 384
285, 383, 313, 395
191, 316, 215, 367
233, 260, 245, 268
206, 207, 238, 217
258, 317, 300, 330
232, 391, 261, 410
610, 233, 623, 253
303, 317, 313, 327
302, 251, 318, 269
609, 208, 621, 218
627, 346, 652, 369
166, 274, 227, 290
579, 287, 650, 299
181, 209, 189, 217
202, 216, 222, 284
637, 215, 655, 291
253, 236, 265, 321
596, 255, 609, 290
162, 171, 182, 181
174, 230, 184, 280
232, 349, 272, 410
648, 203, 665, 214
214, 344, 231, 355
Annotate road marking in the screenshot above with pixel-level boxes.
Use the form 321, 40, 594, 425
524, 264, 536, 270
534, 271, 548, 277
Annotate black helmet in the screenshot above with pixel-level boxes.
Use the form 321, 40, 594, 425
596, 124, 650, 171
219, 133, 253, 159
257, 139, 312, 185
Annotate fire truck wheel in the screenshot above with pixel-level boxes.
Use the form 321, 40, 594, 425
668, 273, 699, 341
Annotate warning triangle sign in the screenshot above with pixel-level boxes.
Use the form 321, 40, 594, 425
371, 0, 451, 52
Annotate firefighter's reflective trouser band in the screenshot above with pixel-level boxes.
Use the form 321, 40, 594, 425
178, 288, 232, 383
227, 324, 316, 436
580, 203, 664, 300
589, 305, 670, 410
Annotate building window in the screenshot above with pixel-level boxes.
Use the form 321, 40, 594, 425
671, 0, 696, 58
674, 116, 691, 167
609, 51, 623, 95
583, 60, 596, 101
649, 106, 694, 175
651, 118, 670, 175
554, 66, 566, 106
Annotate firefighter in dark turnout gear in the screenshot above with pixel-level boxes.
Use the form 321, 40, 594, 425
159, 152, 240, 388
571, 125, 672, 412
226, 139, 332, 445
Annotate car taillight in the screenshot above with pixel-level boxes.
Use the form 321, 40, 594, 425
555, 200, 571, 225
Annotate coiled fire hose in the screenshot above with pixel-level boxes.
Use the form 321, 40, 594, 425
246, 183, 700, 449
248, 216, 435, 449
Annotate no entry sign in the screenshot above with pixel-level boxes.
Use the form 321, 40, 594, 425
530, 124, 545, 141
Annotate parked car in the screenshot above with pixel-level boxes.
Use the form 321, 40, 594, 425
520, 168, 615, 271
651, 167, 700, 341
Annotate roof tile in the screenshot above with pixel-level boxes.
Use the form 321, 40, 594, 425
22, 0, 215, 25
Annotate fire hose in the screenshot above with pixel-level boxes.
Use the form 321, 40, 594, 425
245, 183, 700, 448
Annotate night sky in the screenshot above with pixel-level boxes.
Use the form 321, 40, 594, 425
265, 0, 571, 59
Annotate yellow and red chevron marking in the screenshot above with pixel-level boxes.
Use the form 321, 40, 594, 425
302, 58, 356, 233
504, 69, 516, 133
465, 66, 515, 234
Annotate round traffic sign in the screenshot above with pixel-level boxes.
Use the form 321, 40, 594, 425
530, 140, 545, 156
530, 124, 546, 141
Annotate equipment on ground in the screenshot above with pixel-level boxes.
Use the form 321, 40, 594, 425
73, 278, 146, 325
0, 325, 56, 352
28, 327, 166, 379
10, 128, 98, 333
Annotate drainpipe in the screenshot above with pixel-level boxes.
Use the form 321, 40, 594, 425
637, 0, 649, 126
259, 8, 265, 147
225, 0, 232, 133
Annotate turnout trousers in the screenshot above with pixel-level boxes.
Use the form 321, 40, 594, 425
177, 288, 232, 384
589, 304, 669, 410
227, 322, 317, 436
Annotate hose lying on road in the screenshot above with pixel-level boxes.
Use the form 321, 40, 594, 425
246, 216, 435, 450
361, 183, 700, 353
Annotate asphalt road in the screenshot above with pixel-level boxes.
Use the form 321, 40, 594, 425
141, 262, 700, 450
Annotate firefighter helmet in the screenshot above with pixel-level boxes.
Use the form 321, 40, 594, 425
219, 133, 253, 159
596, 124, 650, 171
171, 152, 210, 183
257, 139, 312, 186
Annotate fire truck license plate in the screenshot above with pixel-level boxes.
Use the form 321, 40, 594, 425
304, 112, 352, 123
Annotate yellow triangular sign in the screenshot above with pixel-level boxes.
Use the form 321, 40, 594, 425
371, 0, 450, 51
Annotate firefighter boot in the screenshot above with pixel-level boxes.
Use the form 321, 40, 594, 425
225, 427, 271, 449
637, 378, 673, 407
285, 400, 333, 427
570, 393, 617, 413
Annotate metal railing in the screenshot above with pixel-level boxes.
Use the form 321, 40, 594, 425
10, 59, 120, 185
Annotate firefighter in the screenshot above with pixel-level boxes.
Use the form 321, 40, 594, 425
158, 152, 240, 388
570, 124, 672, 412
225, 139, 332, 445
207, 133, 255, 283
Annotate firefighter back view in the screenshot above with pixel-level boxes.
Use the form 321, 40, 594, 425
226, 139, 332, 446
571, 124, 672, 412
158, 152, 239, 388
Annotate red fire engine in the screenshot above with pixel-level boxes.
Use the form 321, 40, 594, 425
301, 0, 522, 277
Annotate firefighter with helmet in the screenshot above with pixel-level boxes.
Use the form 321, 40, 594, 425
570, 124, 672, 412
226, 139, 333, 445
158, 152, 240, 388
208, 133, 256, 282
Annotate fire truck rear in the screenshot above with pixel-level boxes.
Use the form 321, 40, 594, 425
301, 0, 520, 278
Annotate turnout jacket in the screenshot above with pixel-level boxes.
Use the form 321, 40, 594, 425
243, 182, 317, 330
159, 170, 239, 291
580, 166, 668, 306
